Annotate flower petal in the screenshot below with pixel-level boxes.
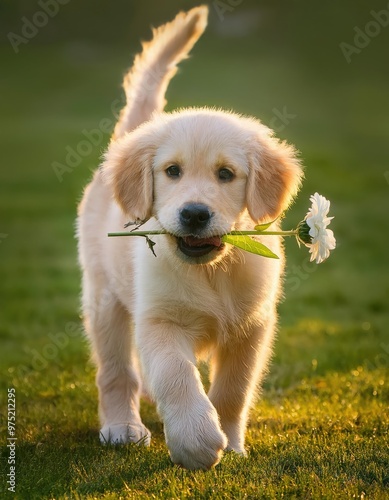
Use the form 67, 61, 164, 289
303, 193, 336, 263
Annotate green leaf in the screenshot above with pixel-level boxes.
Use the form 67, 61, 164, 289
222, 234, 279, 259
145, 236, 157, 257
254, 219, 277, 231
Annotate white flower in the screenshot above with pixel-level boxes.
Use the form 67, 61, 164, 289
302, 192, 336, 264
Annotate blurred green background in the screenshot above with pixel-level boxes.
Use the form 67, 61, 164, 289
0, 1, 388, 497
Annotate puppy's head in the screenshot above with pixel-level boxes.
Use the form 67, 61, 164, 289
102, 109, 303, 264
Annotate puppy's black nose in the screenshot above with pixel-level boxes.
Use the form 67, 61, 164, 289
179, 203, 212, 232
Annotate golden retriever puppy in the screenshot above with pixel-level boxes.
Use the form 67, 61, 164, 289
77, 6, 302, 470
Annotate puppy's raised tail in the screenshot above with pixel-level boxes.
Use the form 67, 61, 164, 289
113, 6, 208, 139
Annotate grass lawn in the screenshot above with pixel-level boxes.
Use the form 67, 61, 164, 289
1, 3, 389, 498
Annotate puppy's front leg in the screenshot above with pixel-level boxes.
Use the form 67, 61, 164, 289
83, 286, 150, 446
136, 317, 227, 470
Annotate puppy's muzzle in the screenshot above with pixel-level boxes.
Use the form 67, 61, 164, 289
177, 203, 224, 258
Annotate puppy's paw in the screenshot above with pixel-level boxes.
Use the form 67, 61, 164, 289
100, 422, 151, 446
165, 402, 227, 470
226, 444, 247, 456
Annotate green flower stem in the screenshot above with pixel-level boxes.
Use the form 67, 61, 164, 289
230, 230, 298, 237
108, 231, 166, 237
108, 230, 299, 238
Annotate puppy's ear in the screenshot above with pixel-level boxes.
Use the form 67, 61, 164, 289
101, 128, 155, 221
246, 128, 303, 223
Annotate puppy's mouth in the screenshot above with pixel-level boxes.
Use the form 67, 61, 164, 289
177, 235, 224, 258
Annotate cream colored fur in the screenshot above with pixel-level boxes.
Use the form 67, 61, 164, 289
77, 6, 303, 470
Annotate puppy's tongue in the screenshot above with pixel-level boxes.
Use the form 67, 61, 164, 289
183, 236, 222, 247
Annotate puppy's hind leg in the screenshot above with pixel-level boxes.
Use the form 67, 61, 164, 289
208, 320, 276, 454
82, 275, 150, 446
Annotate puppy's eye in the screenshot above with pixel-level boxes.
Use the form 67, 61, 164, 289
166, 165, 181, 178
218, 168, 234, 182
